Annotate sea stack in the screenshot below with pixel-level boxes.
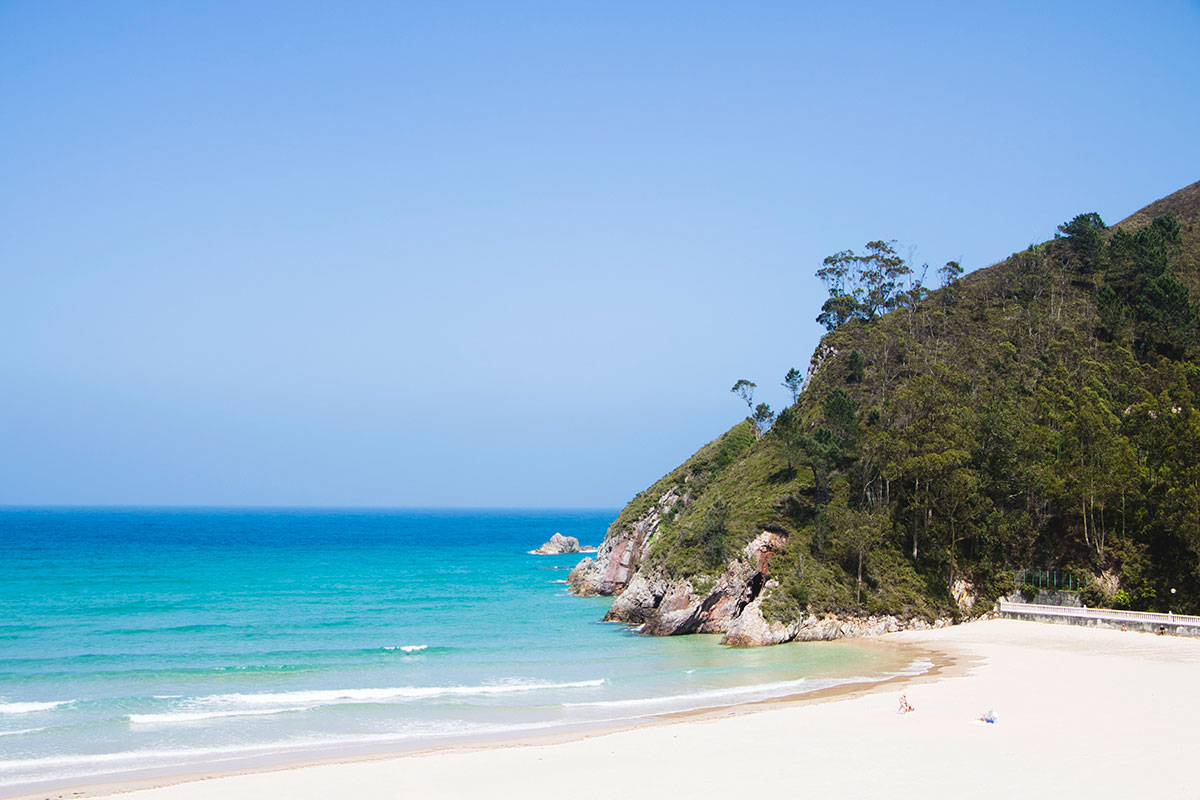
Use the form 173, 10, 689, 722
531, 533, 596, 555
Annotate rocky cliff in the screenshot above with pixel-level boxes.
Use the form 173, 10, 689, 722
568, 486, 952, 645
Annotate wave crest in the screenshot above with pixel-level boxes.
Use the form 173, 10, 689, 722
128, 707, 309, 725
202, 679, 605, 709
0, 700, 75, 715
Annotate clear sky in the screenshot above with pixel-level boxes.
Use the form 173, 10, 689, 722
2, 1, 1198, 507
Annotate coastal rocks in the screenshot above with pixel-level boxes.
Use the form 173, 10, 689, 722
722, 603, 953, 647
721, 597, 799, 647
951, 579, 976, 614
573, 507, 956, 647
567, 488, 681, 596
531, 533, 596, 555
602, 572, 672, 624
603, 529, 787, 637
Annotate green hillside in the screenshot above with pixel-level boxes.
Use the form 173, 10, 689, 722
621, 180, 1200, 622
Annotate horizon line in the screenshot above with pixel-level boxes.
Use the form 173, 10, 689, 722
0, 504, 623, 512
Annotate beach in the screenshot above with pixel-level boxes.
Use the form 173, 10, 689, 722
24, 617, 1197, 800
0, 509, 915, 795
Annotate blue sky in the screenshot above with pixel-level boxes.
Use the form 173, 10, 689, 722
2, 1, 1198, 507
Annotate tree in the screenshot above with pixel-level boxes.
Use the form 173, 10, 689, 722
824, 388, 858, 447
826, 496, 887, 604
731, 379, 766, 437
847, 350, 864, 383
857, 240, 912, 320
798, 427, 841, 505
731, 379, 755, 409
782, 368, 804, 404
1096, 285, 1129, 340
1057, 212, 1106, 273
815, 240, 912, 330
938, 260, 963, 288
773, 405, 802, 469
817, 292, 860, 332
753, 403, 775, 439
1102, 214, 1193, 356
1136, 271, 1197, 356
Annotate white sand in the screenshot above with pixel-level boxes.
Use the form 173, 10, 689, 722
30, 619, 1200, 799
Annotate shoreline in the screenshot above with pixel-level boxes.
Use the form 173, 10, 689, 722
15, 617, 1200, 799
4, 637, 953, 800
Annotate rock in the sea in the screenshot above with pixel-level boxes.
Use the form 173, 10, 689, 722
531, 532, 596, 555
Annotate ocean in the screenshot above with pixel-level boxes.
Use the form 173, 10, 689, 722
0, 509, 924, 795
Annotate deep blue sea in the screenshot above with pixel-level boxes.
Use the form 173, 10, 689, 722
0, 509, 922, 795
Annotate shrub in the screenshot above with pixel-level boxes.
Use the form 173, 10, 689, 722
1079, 582, 1105, 608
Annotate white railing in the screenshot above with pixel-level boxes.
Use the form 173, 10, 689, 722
999, 600, 1200, 628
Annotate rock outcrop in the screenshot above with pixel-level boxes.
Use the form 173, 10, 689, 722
530, 533, 596, 555
567, 488, 681, 595
571, 507, 952, 646
721, 599, 951, 647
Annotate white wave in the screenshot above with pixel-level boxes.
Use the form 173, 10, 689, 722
0, 728, 44, 737
128, 707, 310, 724
195, 679, 605, 710
896, 657, 934, 675
383, 644, 428, 653
0, 700, 74, 715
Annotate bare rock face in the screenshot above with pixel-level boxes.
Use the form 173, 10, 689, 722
604, 529, 787, 637
570, 501, 955, 646
531, 532, 596, 555
567, 488, 681, 596
602, 572, 673, 624
951, 579, 976, 614
723, 605, 951, 646
721, 596, 800, 647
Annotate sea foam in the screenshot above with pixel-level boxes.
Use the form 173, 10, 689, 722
187, 679, 606, 711
0, 701, 74, 715
0, 728, 44, 737
128, 707, 311, 725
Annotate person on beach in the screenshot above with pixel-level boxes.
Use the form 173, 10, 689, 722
898, 694, 914, 714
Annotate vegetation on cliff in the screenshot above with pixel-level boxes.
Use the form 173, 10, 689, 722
617, 180, 1200, 621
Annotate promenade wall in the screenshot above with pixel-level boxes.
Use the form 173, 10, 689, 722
998, 600, 1200, 637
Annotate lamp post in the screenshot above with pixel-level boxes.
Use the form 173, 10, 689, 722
1171, 587, 1176, 616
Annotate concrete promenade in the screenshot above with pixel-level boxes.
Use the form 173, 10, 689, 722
998, 599, 1200, 636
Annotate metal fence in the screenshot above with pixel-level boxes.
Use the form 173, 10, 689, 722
1013, 568, 1084, 591
999, 600, 1200, 628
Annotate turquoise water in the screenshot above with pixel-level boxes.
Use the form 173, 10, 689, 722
0, 509, 921, 795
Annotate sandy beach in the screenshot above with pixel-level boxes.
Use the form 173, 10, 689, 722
18, 617, 1198, 800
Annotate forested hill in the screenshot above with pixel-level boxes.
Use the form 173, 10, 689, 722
580, 180, 1200, 630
